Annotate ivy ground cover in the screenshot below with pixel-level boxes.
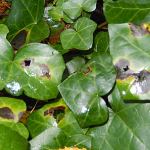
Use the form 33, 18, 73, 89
0, 0, 150, 149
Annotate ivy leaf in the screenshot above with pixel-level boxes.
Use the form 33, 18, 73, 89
6, 0, 49, 42
65, 134, 91, 149
27, 100, 67, 138
27, 99, 86, 138
60, 17, 97, 50
109, 23, 150, 100
0, 124, 29, 150
0, 97, 26, 122
104, 1, 150, 23
0, 97, 28, 139
1, 122, 29, 139
88, 103, 150, 150
30, 127, 67, 150
63, 0, 97, 19
0, 24, 65, 100
66, 57, 86, 74
59, 53, 116, 128
94, 32, 109, 54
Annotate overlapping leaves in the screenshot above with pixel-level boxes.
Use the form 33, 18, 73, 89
59, 53, 116, 128
63, 0, 97, 19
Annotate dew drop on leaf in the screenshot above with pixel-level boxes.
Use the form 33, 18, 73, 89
6, 81, 22, 95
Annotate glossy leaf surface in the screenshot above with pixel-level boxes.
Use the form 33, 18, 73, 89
7, 0, 49, 42
88, 103, 150, 150
30, 127, 67, 150
60, 17, 97, 50
104, 1, 150, 23
27, 100, 67, 138
0, 24, 65, 100
109, 23, 150, 100
59, 53, 116, 127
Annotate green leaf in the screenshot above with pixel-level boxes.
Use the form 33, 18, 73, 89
0, 124, 29, 150
66, 57, 86, 74
58, 110, 86, 136
48, 6, 64, 22
88, 103, 150, 150
0, 24, 65, 100
109, 23, 150, 100
1, 122, 29, 139
63, 0, 97, 19
30, 127, 67, 150
104, 1, 150, 23
94, 32, 109, 54
6, 0, 49, 42
108, 86, 126, 112
60, 17, 97, 50
66, 134, 91, 149
59, 53, 116, 127
26, 20, 49, 43
27, 100, 67, 138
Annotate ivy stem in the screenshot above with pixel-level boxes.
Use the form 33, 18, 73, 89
30, 101, 38, 113
98, 21, 108, 29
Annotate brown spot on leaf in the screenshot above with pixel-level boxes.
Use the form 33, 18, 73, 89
39, 64, 51, 79
83, 66, 92, 76
21, 58, 33, 67
0, 107, 15, 119
115, 59, 134, 79
129, 23, 150, 36
44, 106, 65, 122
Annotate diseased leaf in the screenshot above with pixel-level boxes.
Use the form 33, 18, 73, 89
0, 97, 26, 122
0, 97, 28, 139
27, 100, 67, 138
0, 24, 65, 100
60, 17, 97, 50
109, 23, 150, 100
6, 0, 49, 42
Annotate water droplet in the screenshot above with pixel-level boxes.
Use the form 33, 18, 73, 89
6, 81, 22, 95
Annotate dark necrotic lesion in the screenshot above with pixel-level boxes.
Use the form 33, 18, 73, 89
129, 23, 150, 37
115, 59, 150, 94
0, 107, 15, 119
115, 59, 133, 79
44, 106, 65, 123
